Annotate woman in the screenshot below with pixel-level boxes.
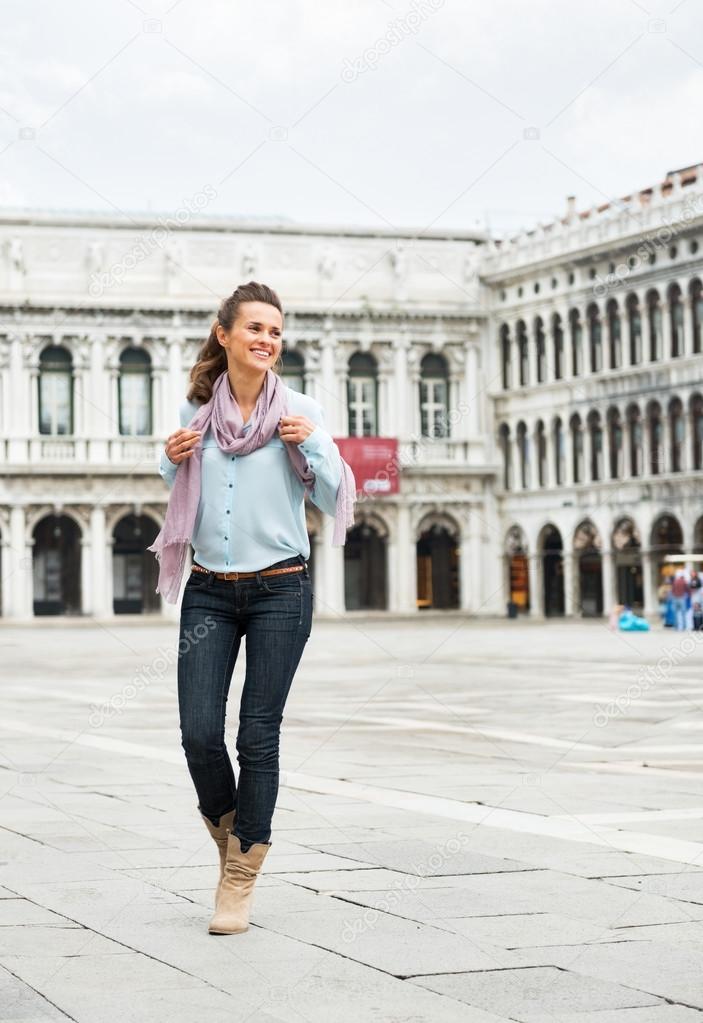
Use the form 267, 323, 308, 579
149, 281, 355, 935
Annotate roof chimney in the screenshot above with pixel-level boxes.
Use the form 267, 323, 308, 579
565, 195, 577, 222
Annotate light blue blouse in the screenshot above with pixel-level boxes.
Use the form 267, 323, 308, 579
158, 386, 343, 572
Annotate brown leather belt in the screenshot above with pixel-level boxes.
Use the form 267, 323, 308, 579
191, 561, 306, 581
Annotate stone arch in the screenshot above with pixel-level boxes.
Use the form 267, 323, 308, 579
650, 512, 684, 591
344, 511, 390, 611
573, 519, 603, 617
415, 511, 460, 610
612, 516, 643, 610
111, 511, 161, 614
505, 523, 529, 615
32, 511, 83, 615
538, 522, 564, 617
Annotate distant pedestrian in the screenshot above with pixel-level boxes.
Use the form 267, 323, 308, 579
670, 569, 690, 631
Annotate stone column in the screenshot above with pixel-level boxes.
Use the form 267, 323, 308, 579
89, 335, 110, 462
393, 335, 409, 439
391, 501, 416, 613
90, 505, 109, 618
681, 293, 691, 358
72, 368, 85, 436
29, 366, 39, 436
528, 552, 540, 617
641, 547, 654, 616
661, 301, 672, 361
563, 550, 574, 617
318, 515, 345, 616
168, 336, 183, 419
319, 331, 340, 434
80, 532, 92, 616
378, 369, 392, 437
464, 341, 480, 437
6, 505, 32, 619
545, 316, 555, 382
152, 367, 169, 438
601, 548, 614, 614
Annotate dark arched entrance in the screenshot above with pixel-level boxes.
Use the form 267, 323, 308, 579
113, 515, 160, 614
651, 514, 684, 591
574, 520, 603, 617
344, 522, 388, 610
541, 524, 564, 616
416, 521, 459, 609
33, 514, 82, 615
612, 517, 644, 610
505, 524, 529, 614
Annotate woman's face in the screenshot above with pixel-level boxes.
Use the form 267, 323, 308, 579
218, 301, 283, 374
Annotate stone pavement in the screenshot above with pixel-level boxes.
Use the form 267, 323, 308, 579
2, 615, 703, 1021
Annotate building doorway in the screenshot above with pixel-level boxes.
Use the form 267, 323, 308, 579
113, 514, 160, 614
33, 514, 82, 615
416, 521, 459, 609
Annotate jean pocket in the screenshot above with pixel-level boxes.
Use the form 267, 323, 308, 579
261, 571, 303, 597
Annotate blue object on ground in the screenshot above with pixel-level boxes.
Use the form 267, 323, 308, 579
619, 608, 650, 631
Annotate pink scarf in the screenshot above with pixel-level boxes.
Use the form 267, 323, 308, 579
148, 368, 356, 604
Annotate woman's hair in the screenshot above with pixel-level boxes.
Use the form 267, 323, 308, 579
187, 281, 284, 404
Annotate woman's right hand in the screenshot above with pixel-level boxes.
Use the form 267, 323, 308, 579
164, 428, 202, 465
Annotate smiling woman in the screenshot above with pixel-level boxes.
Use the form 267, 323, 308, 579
148, 280, 356, 938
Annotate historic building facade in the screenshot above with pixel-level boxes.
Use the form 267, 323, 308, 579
0, 209, 500, 620
1, 162, 701, 620
484, 163, 703, 619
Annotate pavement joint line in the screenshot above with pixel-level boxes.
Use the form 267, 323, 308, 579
4, 719, 703, 868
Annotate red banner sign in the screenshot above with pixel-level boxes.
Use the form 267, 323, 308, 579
334, 437, 400, 496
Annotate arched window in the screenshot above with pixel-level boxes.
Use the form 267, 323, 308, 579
626, 403, 642, 477
280, 349, 305, 393
626, 294, 642, 365
39, 345, 73, 435
647, 289, 662, 361
691, 393, 703, 471
517, 320, 529, 386
607, 299, 621, 369
587, 303, 602, 373
647, 400, 663, 474
535, 317, 546, 383
570, 413, 584, 483
690, 279, 703, 355
668, 283, 683, 358
587, 410, 603, 481
536, 420, 547, 486
118, 347, 152, 436
552, 313, 564, 380
607, 406, 623, 479
569, 309, 582, 376
499, 423, 512, 489
347, 352, 377, 436
419, 353, 449, 438
553, 417, 564, 486
516, 421, 529, 488
500, 324, 511, 390
669, 396, 684, 472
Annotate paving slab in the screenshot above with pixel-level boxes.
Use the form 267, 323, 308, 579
410, 965, 661, 1021
512, 939, 703, 1007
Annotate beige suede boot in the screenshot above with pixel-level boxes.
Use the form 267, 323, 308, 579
208, 829, 271, 935
199, 808, 236, 905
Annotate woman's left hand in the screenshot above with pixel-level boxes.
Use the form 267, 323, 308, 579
278, 415, 316, 444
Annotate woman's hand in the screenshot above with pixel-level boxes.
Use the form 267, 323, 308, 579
278, 415, 316, 445
164, 428, 202, 464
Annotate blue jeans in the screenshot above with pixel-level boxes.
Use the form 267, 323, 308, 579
177, 555, 313, 852
672, 595, 687, 630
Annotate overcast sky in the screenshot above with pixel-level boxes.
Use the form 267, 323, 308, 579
0, 0, 700, 237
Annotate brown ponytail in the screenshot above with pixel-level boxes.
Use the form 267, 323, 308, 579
186, 281, 284, 404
